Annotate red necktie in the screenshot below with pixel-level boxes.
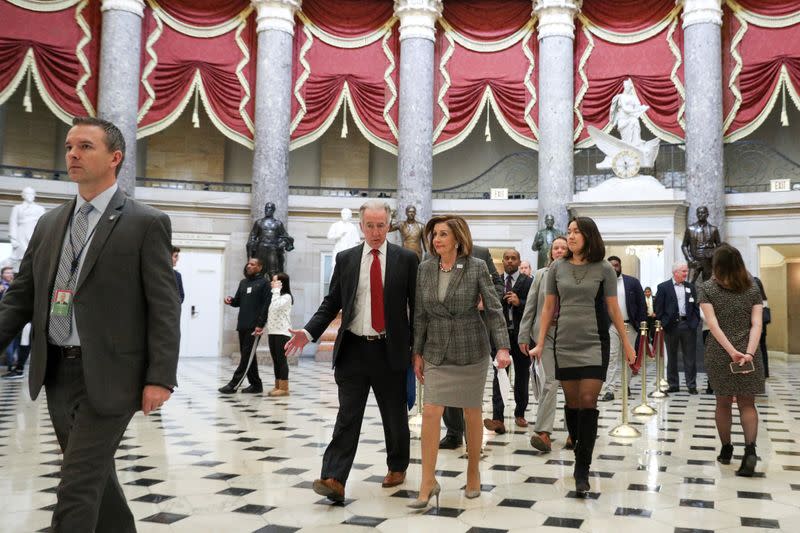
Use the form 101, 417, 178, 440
370, 248, 385, 333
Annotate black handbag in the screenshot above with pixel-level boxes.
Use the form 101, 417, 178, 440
763, 306, 771, 325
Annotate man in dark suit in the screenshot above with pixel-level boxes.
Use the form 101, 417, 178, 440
0, 117, 180, 532
172, 245, 185, 303
484, 249, 533, 432
219, 257, 271, 394
600, 256, 647, 401
440, 244, 503, 449
655, 261, 701, 394
285, 200, 418, 502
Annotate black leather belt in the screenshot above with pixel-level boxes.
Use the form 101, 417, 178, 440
48, 344, 82, 359
676, 316, 687, 322
348, 331, 386, 341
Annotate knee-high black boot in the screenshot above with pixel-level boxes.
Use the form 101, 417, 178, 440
574, 408, 599, 494
564, 406, 579, 450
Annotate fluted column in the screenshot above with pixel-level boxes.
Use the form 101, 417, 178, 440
535, 0, 581, 233
680, 0, 725, 235
394, 0, 442, 223
250, 0, 301, 224
97, 0, 146, 196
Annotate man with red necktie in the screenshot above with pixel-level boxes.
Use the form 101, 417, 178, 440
286, 200, 419, 502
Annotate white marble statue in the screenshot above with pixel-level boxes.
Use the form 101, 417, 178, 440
327, 208, 361, 268
7, 187, 45, 271
588, 78, 660, 177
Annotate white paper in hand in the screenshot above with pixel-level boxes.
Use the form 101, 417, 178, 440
493, 359, 512, 407
531, 357, 546, 401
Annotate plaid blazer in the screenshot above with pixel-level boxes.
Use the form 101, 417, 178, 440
413, 255, 509, 365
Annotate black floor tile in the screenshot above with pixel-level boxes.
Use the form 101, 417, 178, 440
140, 512, 188, 524
132, 493, 174, 504
234, 504, 275, 515
498, 498, 535, 508
342, 516, 386, 527
679, 499, 714, 509
542, 516, 583, 528
614, 507, 652, 518
740, 517, 780, 529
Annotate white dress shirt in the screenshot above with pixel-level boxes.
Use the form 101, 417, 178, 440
347, 240, 387, 336
616, 275, 629, 322
645, 295, 654, 315
673, 280, 687, 317
50, 183, 119, 346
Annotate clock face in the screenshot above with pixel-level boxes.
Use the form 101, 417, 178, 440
611, 150, 640, 179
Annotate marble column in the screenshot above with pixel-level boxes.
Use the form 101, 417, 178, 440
97, 0, 145, 197
535, 0, 581, 234
680, 0, 725, 236
395, 0, 442, 223
250, 0, 300, 224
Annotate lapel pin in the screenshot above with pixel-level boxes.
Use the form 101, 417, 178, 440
109, 215, 116, 221
456, 264, 464, 269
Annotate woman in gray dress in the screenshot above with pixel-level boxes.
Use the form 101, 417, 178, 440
697, 244, 764, 476
531, 217, 635, 494
409, 215, 510, 509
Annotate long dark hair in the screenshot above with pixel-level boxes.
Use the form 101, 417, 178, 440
712, 244, 752, 293
564, 217, 606, 263
273, 272, 294, 303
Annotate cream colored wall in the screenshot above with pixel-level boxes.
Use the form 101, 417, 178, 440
759, 246, 788, 352
788, 263, 800, 354
319, 116, 369, 188
145, 110, 225, 182
2, 89, 60, 170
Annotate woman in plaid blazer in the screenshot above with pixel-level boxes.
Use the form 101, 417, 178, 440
409, 215, 510, 509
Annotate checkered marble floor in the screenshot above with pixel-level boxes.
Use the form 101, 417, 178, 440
1, 357, 799, 533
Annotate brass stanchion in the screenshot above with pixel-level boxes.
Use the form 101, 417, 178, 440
409, 380, 424, 425
609, 323, 641, 438
649, 320, 668, 399
632, 321, 657, 416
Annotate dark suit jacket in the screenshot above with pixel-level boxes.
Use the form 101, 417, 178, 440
230, 275, 271, 331
654, 278, 700, 332
174, 270, 185, 303
501, 272, 532, 333
472, 245, 503, 301
0, 188, 181, 416
620, 274, 647, 326
305, 242, 419, 371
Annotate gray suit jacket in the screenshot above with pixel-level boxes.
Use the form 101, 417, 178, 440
0, 188, 181, 415
413, 255, 509, 365
518, 266, 555, 346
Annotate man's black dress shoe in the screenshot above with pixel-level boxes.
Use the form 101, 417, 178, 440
218, 383, 236, 394
666, 386, 680, 393
439, 435, 462, 450
688, 387, 698, 395
242, 384, 263, 394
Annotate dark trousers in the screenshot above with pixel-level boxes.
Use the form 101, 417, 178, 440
443, 406, 464, 439
45, 352, 135, 533
15, 343, 31, 371
491, 331, 529, 419
231, 330, 261, 387
321, 332, 409, 483
665, 322, 698, 389
268, 334, 290, 380
760, 329, 769, 378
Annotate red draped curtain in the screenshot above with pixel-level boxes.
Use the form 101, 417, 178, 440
580, 0, 676, 34
442, 0, 531, 42
301, 0, 393, 38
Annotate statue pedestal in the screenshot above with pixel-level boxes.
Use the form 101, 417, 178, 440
315, 312, 342, 363
573, 175, 676, 203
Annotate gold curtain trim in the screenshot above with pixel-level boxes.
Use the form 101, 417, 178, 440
573, 25, 594, 142
234, 13, 254, 135
382, 20, 399, 142
290, 25, 313, 134
724, 65, 800, 142
577, 6, 680, 44
726, 0, 800, 28
723, 9, 747, 132
522, 28, 538, 140
147, 0, 252, 38
439, 17, 535, 52
137, 10, 163, 124
6, 0, 80, 11
74, 0, 95, 116
666, 18, 686, 131
432, 31, 455, 143
296, 12, 393, 48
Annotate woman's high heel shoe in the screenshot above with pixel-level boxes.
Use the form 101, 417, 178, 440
407, 480, 441, 510
717, 443, 733, 465
464, 487, 481, 499
736, 443, 758, 477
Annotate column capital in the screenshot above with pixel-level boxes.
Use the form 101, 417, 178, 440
252, 0, 302, 35
393, 0, 443, 42
534, 0, 582, 40
678, 0, 722, 29
101, 0, 145, 18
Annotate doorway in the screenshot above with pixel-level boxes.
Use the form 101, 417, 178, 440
177, 249, 225, 358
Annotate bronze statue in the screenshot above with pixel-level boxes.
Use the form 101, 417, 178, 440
532, 214, 563, 269
247, 202, 294, 276
682, 206, 721, 283
390, 205, 426, 260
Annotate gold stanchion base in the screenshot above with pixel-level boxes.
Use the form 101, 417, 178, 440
632, 403, 657, 416
658, 378, 669, 388
408, 413, 423, 425
609, 423, 641, 438
649, 390, 668, 399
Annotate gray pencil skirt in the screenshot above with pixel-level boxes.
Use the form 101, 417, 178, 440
423, 356, 490, 408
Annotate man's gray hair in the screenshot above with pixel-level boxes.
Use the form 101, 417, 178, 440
672, 261, 688, 272
359, 200, 392, 222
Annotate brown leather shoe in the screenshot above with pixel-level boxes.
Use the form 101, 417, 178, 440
530, 431, 552, 452
312, 478, 345, 502
381, 470, 406, 488
515, 417, 529, 428
482, 418, 506, 434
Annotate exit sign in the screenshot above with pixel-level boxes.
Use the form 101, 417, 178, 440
770, 179, 791, 192
490, 188, 509, 199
